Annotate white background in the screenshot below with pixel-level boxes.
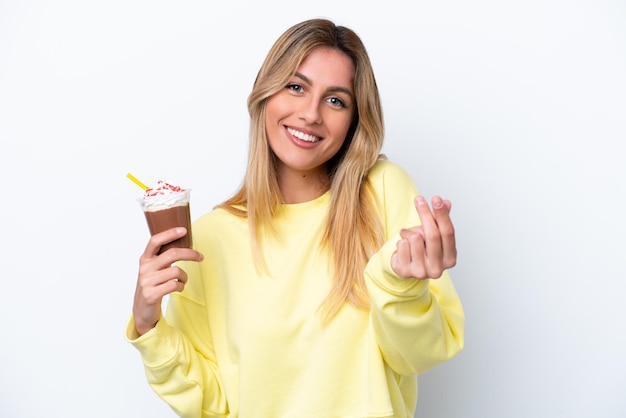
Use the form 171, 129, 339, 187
1, 1, 624, 417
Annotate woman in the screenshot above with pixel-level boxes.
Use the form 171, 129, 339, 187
127, 18, 464, 418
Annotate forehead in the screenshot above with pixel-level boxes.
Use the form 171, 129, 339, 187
295, 47, 355, 91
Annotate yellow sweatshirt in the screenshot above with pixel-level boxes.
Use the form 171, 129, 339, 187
126, 160, 464, 418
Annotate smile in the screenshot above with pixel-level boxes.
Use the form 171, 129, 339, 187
287, 127, 321, 143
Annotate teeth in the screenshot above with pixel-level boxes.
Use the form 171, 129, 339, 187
287, 127, 320, 143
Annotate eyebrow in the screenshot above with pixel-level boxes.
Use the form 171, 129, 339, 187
294, 72, 354, 98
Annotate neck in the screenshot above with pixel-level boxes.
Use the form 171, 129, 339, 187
277, 165, 330, 204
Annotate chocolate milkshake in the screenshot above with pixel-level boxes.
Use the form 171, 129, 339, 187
139, 180, 192, 254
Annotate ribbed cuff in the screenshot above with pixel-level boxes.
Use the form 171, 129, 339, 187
124, 315, 180, 367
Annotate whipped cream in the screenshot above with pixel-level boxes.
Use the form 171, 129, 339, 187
140, 180, 190, 211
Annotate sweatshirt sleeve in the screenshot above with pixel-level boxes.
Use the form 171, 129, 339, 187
364, 160, 465, 376
125, 258, 229, 418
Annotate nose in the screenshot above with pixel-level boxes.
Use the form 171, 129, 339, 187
298, 97, 322, 125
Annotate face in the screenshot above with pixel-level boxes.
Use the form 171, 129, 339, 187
265, 46, 355, 180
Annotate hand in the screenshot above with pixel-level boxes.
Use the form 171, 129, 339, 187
132, 227, 204, 336
390, 195, 457, 280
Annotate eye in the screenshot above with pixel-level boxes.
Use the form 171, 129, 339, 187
327, 96, 347, 108
286, 83, 304, 94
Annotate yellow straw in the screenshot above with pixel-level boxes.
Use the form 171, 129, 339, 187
126, 173, 149, 191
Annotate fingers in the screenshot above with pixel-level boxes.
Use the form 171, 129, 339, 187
133, 253, 199, 335
394, 226, 439, 279
141, 227, 189, 260
391, 195, 457, 280
414, 196, 443, 267
137, 242, 202, 296
390, 238, 411, 278
141, 227, 203, 265
136, 265, 186, 303
393, 227, 427, 279
430, 196, 457, 269
133, 227, 204, 336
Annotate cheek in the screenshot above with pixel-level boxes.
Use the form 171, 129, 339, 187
328, 116, 355, 155
264, 100, 283, 145
332, 115, 354, 143
265, 94, 290, 126
264, 99, 277, 127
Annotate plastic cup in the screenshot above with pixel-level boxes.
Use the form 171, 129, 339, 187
139, 189, 192, 254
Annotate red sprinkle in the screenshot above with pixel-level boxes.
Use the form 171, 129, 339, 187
144, 180, 185, 197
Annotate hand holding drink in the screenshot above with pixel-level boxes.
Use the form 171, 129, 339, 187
127, 173, 202, 336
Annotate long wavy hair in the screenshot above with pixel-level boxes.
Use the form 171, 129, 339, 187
218, 18, 385, 323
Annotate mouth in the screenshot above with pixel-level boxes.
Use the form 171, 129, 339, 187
287, 127, 321, 143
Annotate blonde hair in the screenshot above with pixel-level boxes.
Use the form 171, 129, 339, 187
218, 18, 385, 323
